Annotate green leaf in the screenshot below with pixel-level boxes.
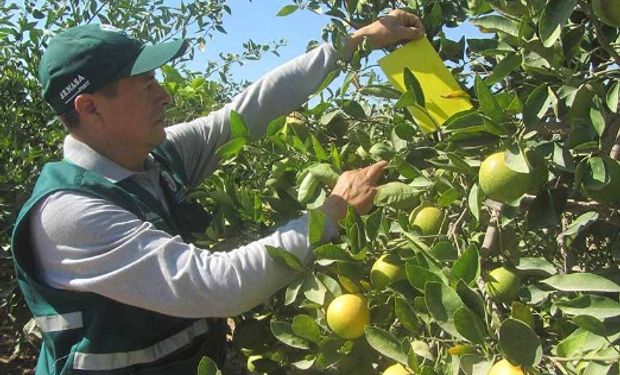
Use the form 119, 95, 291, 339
311, 134, 328, 161
590, 96, 606, 137
302, 274, 327, 305
313, 244, 352, 262
308, 209, 325, 247
406, 263, 444, 291
523, 84, 557, 128
555, 295, 620, 320
373, 182, 421, 209
468, 184, 482, 223
292, 314, 322, 344
265, 245, 304, 272
230, 110, 249, 138
539, 0, 578, 47
542, 273, 620, 293
270, 320, 311, 349
404, 68, 425, 107
285, 277, 305, 305
474, 75, 503, 122
454, 306, 487, 345
451, 245, 480, 285
365, 326, 408, 364
393, 156, 423, 179
472, 15, 519, 37
197, 356, 221, 375
437, 188, 460, 207
459, 354, 493, 375
425, 282, 466, 339
358, 84, 402, 100
504, 144, 530, 173
341, 100, 366, 119
560, 211, 599, 239
456, 280, 486, 320
215, 137, 246, 159
499, 318, 542, 367
486, 52, 522, 86
276, 4, 298, 16
394, 297, 420, 333
514, 257, 557, 276
572, 315, 606, 337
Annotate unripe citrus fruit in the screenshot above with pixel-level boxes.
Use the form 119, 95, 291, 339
410, 206, 443, 236
383, 363, 410, 375
485, 267, 522, 303
371, 254, 405, 289
488, 359, 524, 375
581, 157, 620, 203
593, 0, 620, 28
326, 294, 370, 340
479, 152, 531, 203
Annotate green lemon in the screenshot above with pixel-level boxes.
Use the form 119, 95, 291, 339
410, 206, 444, 236
485, 267, 522, 303
479, 152, 532, 203
370, 254, 405, 289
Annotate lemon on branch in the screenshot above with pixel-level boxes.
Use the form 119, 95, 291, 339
488, 359, 524, 375
485, 267, 522, 303
326, 294, 370, 340
370, 254, 405, 289
479, 152, 531, 203
409, 205, 444, 236
383, 363, 410, 375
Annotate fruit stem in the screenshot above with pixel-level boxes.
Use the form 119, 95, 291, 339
480, 201, 503, 258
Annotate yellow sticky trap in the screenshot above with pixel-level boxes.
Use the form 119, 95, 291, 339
378, 38, 473, 133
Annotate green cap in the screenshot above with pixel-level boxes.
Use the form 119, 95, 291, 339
39, 24, 188, 114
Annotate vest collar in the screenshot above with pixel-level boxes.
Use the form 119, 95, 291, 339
63, 135, 158, 183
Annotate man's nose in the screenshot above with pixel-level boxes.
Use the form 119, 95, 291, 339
155, 81, 171, 106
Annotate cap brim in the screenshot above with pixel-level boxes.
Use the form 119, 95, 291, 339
129, 39, 189, 75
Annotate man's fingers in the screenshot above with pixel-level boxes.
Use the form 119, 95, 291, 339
363, 160, 388, 184
397, 26, 426, 41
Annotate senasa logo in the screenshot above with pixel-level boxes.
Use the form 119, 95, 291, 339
60, 75, 91, 103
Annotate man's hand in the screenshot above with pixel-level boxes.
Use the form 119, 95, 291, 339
321, 161, 388, 225
348, 9, 425, 51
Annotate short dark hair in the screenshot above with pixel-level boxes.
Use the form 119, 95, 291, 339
56, 80, 120, 130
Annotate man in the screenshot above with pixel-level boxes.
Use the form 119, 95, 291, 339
12, 9, 424, 374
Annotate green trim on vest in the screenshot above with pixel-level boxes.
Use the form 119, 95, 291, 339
11, 141, 225, 374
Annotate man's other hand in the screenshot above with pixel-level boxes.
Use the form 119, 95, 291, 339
348, 9, 425, 50
321, 161, 388, 225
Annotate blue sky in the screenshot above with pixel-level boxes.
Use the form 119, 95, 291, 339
186, 1, 484, 83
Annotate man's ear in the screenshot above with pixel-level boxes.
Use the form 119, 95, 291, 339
74, 94, 102, 127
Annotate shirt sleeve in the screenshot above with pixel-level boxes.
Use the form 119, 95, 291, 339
165, 43, 342, 188
30, 191, 336, 318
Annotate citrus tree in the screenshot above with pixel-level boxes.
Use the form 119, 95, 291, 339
0, 0, 286, 368
193, 1, 620, 374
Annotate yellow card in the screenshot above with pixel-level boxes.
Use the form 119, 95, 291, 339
378, 38, 473, 133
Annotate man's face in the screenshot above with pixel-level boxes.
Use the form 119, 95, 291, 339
94, 71, 170, 151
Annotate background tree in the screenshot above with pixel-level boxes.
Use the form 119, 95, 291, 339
2, 1, 620, 374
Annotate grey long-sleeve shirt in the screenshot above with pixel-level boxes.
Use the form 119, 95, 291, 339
29, 43, 342, 319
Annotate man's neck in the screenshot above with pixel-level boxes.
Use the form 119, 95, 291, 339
70, 132, 148, 172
